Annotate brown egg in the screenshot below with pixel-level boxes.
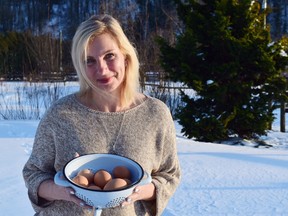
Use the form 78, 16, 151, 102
113, 166, 131, 180
103, 178, 128, 191
94, 169, 112, 188
72, 175, 89, 187
88, 184, 102, 190
124, 178, 131, 185
78, 169, 94, 183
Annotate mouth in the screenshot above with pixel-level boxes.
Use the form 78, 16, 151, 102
97, 77, 112, 84
97, 74, 117, 84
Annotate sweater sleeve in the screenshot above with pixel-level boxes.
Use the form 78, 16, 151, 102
22, 112, 57, 212
143, 105, 181, 216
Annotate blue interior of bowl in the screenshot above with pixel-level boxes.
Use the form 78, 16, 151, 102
63, 153, 144, 191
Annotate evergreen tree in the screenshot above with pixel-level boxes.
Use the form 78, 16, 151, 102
158, 0, 288, 142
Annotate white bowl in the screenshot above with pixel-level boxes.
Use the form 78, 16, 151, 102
54, 153, 151, 209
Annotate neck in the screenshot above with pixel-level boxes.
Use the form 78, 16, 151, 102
79, 90, 124, 112
78, 89, 145, 112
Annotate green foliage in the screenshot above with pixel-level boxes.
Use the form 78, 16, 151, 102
0, 32, 28, 79
0, 31, 73, 81
158, 0, 288, 141
0, 0, 179, 81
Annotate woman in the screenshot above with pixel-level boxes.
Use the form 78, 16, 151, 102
23, 14, 181, 216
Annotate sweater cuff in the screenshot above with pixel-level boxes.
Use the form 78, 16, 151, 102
151, 179, 167, 216
27, 175, 54, 212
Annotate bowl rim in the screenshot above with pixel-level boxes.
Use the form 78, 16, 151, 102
63, 153, 144, 192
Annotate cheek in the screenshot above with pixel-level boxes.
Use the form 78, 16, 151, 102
110, 61, 126, 75
85, 68, 95, 79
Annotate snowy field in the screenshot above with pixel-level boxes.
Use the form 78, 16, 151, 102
0, 82, 288, 216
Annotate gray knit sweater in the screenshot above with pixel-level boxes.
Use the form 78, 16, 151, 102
23, 93, 181, 216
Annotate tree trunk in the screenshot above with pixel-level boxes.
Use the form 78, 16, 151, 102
280, 101, 286, 132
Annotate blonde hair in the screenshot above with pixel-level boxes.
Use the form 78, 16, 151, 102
71, 14, 140, 107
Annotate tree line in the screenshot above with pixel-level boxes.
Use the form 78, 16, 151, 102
0, 0, 179, 81
1, 0, 288, 142
0, 0, 287, 82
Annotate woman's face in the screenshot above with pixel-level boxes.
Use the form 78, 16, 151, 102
85, 33, 126, 94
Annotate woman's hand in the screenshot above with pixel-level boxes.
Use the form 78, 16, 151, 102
121, 182, 156, 207
38, 179, 91, 208
37, 153, 88, 207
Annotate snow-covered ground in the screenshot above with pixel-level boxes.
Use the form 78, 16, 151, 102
0, 82, 288, 216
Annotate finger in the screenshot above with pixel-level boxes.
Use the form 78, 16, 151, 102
74, 152, 80, 157
68, 189, 92, 209
133, 187, 140, 193
121, 188, 141, 207
121, 199, 131, 207
121, 196, 134, 207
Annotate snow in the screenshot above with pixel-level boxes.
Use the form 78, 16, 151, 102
0, 84, 288, 215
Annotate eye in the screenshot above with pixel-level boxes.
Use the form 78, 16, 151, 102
85, 57, 96, 66
104, 53, 115, 61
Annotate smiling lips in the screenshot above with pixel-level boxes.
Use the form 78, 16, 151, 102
97, 77, 111, 84
97, 74, 117, 84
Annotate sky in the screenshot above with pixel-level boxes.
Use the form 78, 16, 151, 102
0, 82, 287, 216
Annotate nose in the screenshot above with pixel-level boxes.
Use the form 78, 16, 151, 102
96, 59, 108, 74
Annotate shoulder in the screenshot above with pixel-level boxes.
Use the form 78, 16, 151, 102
40, 93, 77, 123
139, 96, 176, 134
46, 93, 76, 112
145, 96, 171, 115
133, 95, 173, 124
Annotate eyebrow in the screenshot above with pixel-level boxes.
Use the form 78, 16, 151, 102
87, 49, 116, 58
103, 49, 115, 54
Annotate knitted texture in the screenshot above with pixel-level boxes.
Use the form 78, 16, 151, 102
23, 94, 181, 216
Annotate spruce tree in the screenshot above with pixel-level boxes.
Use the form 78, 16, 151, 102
158, 0, 288, 142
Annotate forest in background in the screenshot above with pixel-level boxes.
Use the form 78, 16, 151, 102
1, 0, 288, 141
1, 0, 288, 82
0, 0, 179, 82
